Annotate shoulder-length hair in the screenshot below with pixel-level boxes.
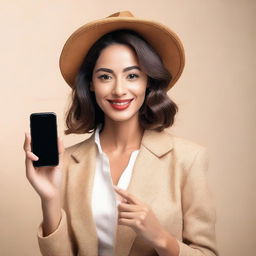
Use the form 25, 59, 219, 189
64, 29, 178, 134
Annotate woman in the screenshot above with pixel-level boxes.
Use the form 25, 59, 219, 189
24, 11, 218, 256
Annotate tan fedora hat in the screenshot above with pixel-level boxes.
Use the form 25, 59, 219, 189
59, 11, 185, 90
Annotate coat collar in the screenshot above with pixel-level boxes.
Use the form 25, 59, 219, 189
70, 132, 95, 163
71, 128, 173, 163
141, 129, 173, 157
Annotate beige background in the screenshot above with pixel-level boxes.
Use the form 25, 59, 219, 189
0, 0, 255, 255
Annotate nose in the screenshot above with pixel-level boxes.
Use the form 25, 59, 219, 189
112, 78, 127, 96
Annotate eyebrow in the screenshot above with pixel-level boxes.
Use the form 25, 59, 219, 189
95, 65, 141, 73
123, 66, 141, 72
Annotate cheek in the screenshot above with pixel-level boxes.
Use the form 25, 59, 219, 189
93, 86, 107, 99
134, 84, 147, 99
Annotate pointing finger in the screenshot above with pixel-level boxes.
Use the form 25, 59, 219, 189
113, 186, 141, 205
57, 137, 65, 165
23, 132, 31, 152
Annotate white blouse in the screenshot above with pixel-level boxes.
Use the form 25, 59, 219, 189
91, 125, 140, 256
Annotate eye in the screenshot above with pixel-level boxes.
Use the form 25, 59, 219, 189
127, 73, 139, 80
98, 74, 112, 80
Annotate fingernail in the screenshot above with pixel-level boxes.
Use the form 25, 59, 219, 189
33, 153, 39, 161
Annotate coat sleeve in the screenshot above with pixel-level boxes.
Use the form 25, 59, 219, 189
178, 148, 218, 256
37, 149, 75, 256
37, 209, 74, 256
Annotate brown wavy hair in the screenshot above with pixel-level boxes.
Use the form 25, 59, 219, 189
65, 29, 178, 134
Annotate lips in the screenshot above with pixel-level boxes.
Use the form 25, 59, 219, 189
107, 99, 134, 110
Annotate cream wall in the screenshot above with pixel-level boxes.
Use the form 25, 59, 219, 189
0, 0, 255, 255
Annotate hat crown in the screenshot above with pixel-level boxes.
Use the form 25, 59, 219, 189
60, 11, 185, 89
107, 11, 134, 18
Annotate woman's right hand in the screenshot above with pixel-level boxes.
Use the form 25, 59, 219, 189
23, 133, 65, 201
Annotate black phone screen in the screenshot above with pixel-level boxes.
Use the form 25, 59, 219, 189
30, 112, 59, 167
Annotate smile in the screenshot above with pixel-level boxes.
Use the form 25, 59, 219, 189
107, 99, 134, 110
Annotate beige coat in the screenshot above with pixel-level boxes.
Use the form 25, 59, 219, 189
37, 129, 218, 256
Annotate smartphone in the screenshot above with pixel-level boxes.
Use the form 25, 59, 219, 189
30, 112, 59, 167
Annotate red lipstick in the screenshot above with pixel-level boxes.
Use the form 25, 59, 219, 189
108, 99, 133, 111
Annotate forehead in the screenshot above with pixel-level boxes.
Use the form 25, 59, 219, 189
94, 44, 139, 69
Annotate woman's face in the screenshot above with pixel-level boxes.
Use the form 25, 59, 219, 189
91, 43, 148, 123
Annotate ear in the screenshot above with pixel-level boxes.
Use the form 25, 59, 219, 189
90, 81, 94, 91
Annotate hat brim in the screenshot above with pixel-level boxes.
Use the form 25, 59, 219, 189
59, 16, 185, 90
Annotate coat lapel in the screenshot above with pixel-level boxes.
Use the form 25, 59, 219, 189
68, 134, 99, 256
114, 129, 173, 256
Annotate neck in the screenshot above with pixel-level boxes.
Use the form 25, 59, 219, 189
99, 116, 144, 153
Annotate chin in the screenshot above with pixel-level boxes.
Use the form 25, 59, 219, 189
104, 111, 139, 123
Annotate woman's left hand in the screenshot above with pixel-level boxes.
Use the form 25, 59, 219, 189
113, 186, 165, 246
